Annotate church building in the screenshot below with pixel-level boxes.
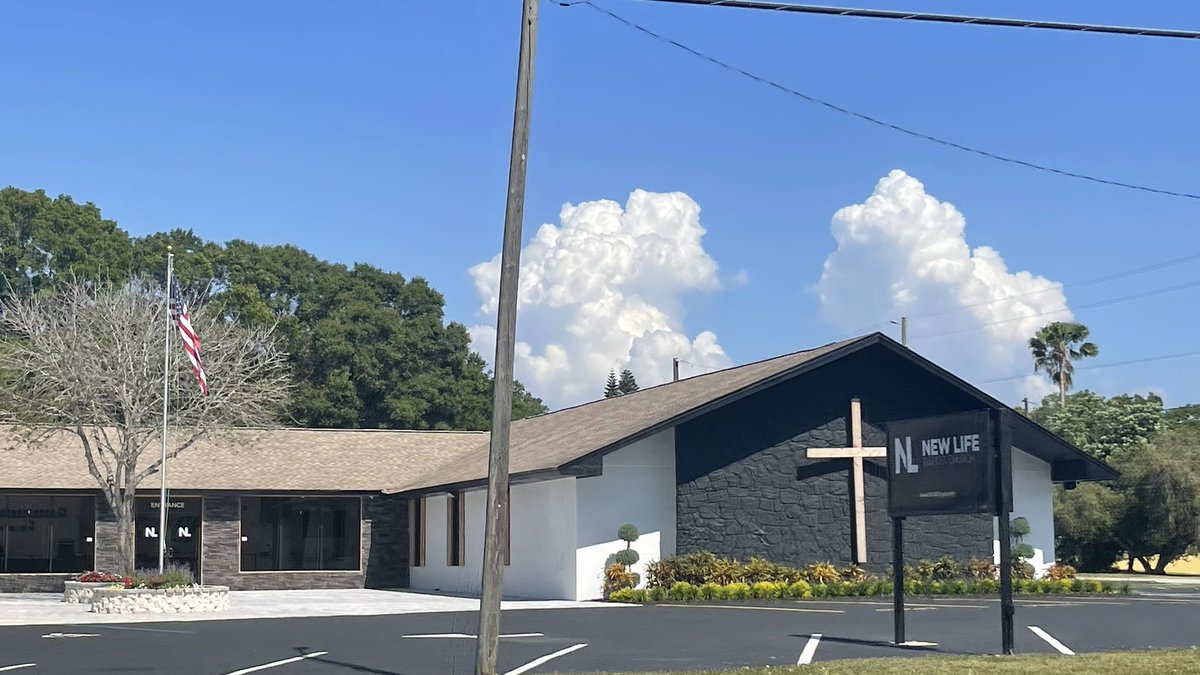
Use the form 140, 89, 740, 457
0, 333, 1115, 599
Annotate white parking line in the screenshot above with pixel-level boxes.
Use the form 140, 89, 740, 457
402, 633, 544, 639
797, 633, 823, 665
1028, 626, 1075, 655
222, 651, 329, 675
504, 643, 587, 675
0, 665, 36, 673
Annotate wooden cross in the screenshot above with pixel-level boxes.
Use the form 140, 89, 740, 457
805, 399, 886, 564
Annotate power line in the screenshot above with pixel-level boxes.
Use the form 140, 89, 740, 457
628, 0, 1200, 41
560, 1, 1200, 200
977, 349, 1200, 385
907, 252, 1200, 322
910, 279, 1200, 340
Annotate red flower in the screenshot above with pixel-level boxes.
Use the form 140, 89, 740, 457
122, 577, 134, 588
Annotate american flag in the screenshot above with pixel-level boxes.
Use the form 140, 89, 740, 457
170, 278, 208, 396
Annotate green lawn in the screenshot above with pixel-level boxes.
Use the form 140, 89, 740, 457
573, 649, 1200, 674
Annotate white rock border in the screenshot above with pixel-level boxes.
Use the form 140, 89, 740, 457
63, 580, 122, 604
90, 586, 230, 614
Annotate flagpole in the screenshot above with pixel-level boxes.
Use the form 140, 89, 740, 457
159, 248, 173, 575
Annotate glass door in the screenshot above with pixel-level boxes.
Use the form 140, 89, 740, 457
134, 497, 202, 580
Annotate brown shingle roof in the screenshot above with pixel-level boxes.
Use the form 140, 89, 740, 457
0, 427, 485, 492
385, 335, 869, 494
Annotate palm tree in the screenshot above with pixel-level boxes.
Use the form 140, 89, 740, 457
1028, 322, 1099, 406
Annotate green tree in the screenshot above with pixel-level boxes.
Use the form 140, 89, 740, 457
1114, 428, 1200, 574
1054, 482, 1126, 572
604, 370, 620, 399
617, 369, 640, 395
0, 187, 132, 298
1028, 321, 1099, 406
1031, 390, 1163, 462
1165, 404, 1200, 432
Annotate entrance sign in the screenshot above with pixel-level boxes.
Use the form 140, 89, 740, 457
887, 410, 995, 517
887, 408, 1016, 656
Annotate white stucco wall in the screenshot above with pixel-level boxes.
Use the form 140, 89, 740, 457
993, 447, 1056, 576
574, 429, 677, 601
408, 477, 578, 600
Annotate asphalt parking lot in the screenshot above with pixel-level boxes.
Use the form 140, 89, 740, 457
1, 592, 1198, 674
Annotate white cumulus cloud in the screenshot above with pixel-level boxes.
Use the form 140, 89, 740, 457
469, 189, 732, 408
817, 169, 1071, 401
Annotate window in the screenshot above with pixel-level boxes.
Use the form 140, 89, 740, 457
0, 496, 95, 573
408, 497, 425, 567
447, 492, 464, 567
240, 497, 360, 572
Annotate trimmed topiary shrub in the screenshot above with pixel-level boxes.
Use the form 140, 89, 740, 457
614, 549, 640, 567
618, 524, 640, 544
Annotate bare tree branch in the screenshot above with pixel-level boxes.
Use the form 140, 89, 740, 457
0, 276, 290, 570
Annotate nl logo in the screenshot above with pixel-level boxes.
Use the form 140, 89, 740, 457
893, 437, 919, 475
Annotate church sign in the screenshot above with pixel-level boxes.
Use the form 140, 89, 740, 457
887, 410, 994, 517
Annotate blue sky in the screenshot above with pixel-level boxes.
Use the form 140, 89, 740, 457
3, 1, 1197, 408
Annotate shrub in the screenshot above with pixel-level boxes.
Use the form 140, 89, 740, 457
839, 564, 869, 582
699, 582, 725, 600
1011, 558, 1036, 580
614, 549, 640, 567
709, 558, 745, 585
785, 580, 813, 599
603, 562, 637, 597
930, 556, 964, 581
1070, 578, 1087, 593
672, 551, 719, 585
946, 579, 968, 595
645, 559, 674, 589
1013, 544, 1036, 559
609, 588, 647, 603
649, 586, 669, 602
617, 524, 640, 543
811, 583, 830, 598
806, 562, 840, 584
1119, 584, 1132, 595
966, 557, 998, 580
751, 581, 783, 599
1085, 580, 1104, 593
75, 571, 123, 583
973, 578, 998, 594
1010, 517, 1031, 537
1043, 564, 1076, 581
725, 582, 751, 600
132, 563, 195, 589
668, 581, 699, 602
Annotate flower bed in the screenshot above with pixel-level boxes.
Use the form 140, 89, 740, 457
608, 577, 1127, 603
90, 585, 230, 614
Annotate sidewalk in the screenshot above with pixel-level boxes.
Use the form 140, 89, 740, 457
1077, 572, 1200, 587
0, 589, 624, 627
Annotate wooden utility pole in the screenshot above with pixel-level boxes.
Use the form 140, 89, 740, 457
476, 1, 537, 674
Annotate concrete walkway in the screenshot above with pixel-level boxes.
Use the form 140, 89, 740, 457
1078, 572, 1200, 586
0, 589, 624, 627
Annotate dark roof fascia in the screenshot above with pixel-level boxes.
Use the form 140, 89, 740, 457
558, 335, 883, 474
392, 463, 603, 498
866, 337, 1119, 483
558, 332, 1118, 484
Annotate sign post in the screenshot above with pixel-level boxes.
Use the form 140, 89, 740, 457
993, 408, 1015, 655
887, 409, 1012, 652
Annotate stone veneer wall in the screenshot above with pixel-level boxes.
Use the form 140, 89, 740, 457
201, 494, 408, 590
675, 347, 994, 573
